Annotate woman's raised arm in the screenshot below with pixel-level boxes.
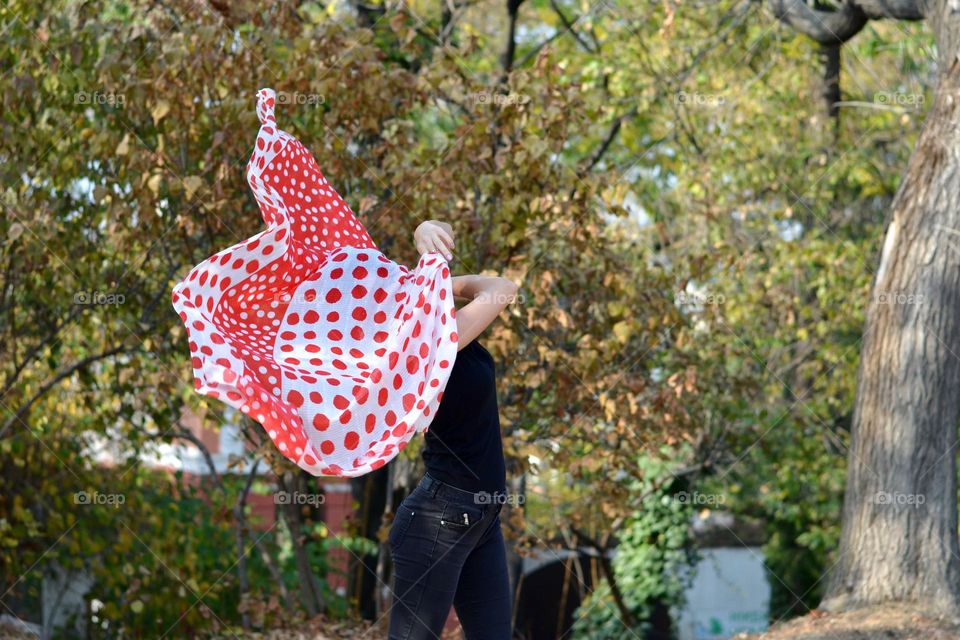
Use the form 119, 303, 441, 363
413, 219, 518, 350
451, 275, 518, 351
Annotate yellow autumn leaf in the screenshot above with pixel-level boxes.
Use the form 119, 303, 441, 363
151, 100, 170, 123
607, 300, 625, 317
182, 176, 204, 200
7, 222, 24, 241
613, 320, 632, 343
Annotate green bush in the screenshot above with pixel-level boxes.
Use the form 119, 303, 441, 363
572, 455, 697, 640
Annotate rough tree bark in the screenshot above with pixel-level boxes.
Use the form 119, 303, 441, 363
826, 53, 960, 616
771, 0, 960, 615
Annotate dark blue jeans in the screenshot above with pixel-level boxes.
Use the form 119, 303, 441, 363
387, 473, 511, 640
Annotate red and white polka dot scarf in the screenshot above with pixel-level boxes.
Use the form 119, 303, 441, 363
171, 88, 459, 477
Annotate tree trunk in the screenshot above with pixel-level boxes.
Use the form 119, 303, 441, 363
234, 459, 259, 630
817, 42, 840, 138
348, 465, 388, 620
821, 54, 960, 615
278, 471, 325, 616
815, 0, 842, 139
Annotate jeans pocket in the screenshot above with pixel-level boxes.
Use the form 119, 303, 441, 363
438, 501, 484, 532
389, 503, 416, 550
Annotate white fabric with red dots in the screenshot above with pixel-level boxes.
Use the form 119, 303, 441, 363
171, 88, 459, 477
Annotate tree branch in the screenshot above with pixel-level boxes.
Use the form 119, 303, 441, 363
581, 106, 640, 176
854, 0, 924, 20
549, 0, 596, 52
165, 423, 228, 490
501, 0, 525, 74
516, 29, 565, 68
516, 0, 598, 68
769, 0, 868, 44
570, 526, 636, 627
1, 305, 84, 399
0, 344, 130, 439
234, 457, 260, 630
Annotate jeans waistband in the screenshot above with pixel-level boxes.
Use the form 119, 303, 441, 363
417, 472, 488, 504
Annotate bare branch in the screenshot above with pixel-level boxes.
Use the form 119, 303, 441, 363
501, 0, 525, 74
516, 31, 565, 68
549, 0, 595, 52
516, 0, 600, 68
581, 106, 639, 176
0, 344, 130, 439
769, 0, 868, 44
570, 525, 636, 627
854, 0, 924, 20
1, 305, 84, 399
162, 422, 227, 491
234, 457, 260, 630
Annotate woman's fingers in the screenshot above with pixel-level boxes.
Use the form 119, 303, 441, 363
413, 223, 455, 256
437, 228, 454, 249
433, 237, 452, 259
422, 233, 448, 258
439, 235, 454, 259
414, 226, 454, 259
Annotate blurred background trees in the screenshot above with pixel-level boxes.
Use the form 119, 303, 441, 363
0, 0, 935, 637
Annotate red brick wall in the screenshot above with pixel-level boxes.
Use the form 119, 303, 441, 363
181, 407, 220, 454
319, 479, 353, 594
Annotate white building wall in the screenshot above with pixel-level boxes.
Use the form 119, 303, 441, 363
674, 547, 770, 640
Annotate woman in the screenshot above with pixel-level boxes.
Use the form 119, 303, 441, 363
387, 219, 519, 640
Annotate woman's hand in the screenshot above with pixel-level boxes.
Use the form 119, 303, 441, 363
414, 220, 454, 260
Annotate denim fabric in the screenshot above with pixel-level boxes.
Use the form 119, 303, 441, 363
387, 473, 511, 640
